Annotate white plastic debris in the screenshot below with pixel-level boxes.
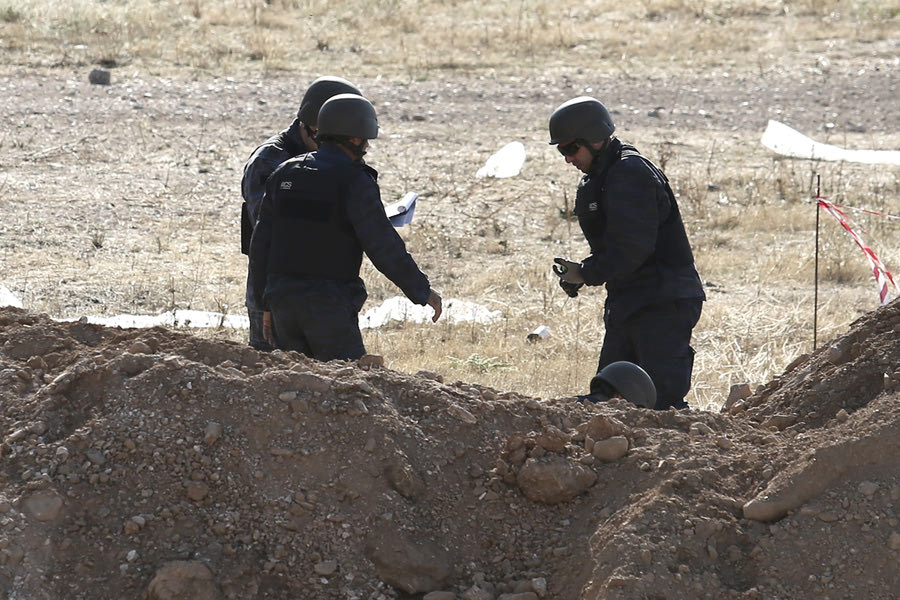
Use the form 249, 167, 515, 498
476, 141, 526, 178
359, 297, 501, 329
0, 284, 23, 308
761, 120, 900, 166
49, 297, 500, 332
527, 325, 550, 341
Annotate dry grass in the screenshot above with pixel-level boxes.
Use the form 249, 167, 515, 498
2, 0, 899, 411
4, 0, 899, 76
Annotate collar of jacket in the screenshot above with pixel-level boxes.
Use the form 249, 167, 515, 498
283, 118, 308, 156
316, 142, 365, 166
587, 136, 623, 177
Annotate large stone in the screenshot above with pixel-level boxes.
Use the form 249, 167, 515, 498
364, 527, 453, 594
579, 415, 627, 442
23, 489, 64, 522
591, 436, 629, 462
146, 560, 220, 600
516, 456, 597, 504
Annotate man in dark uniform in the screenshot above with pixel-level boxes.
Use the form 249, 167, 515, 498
549, 96, 705, 410
241, 75, 361, 351
248, 93, 442, 361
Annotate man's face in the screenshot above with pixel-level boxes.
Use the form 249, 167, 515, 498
557, 139, 592, 173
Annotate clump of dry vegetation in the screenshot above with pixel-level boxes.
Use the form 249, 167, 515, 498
1, 0, 898, 410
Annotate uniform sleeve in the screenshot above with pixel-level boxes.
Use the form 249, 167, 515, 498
242, 146, 285, 224
247, 175, 278, 310
344, 172, 432, 305
581, 159, 665, 286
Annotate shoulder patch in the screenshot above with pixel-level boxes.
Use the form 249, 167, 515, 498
280, 181, 292, 190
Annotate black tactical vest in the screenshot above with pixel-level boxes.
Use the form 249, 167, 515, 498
266, 159, 373, 280
575, 142, 696, 279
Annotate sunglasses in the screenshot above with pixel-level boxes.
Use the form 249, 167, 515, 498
557, 140, 582, 157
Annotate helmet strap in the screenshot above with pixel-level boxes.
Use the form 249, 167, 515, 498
340, 138, 368, 160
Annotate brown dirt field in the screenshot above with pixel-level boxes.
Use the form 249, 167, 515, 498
1, 19, 899, 599
1, 300, 899, 599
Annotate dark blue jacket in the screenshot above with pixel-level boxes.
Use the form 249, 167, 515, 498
575, 138, 705, 320
241, 120, 309, 255
248, 143, 432, 310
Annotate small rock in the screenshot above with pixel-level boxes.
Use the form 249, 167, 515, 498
461, 586, 493, 600
358, 354, 384, 369
763, 414, 798, 431
185, 482, 209, 502
89, 69, 111, 85
23, 489, 64, 521
446, 404, 477, 424
592, 436, 629, 461
128, 341, 153, 354
889, 532, 900, 550
535, 425, 569, 453
857, 481, 878, 497
203, 422, 222, 446
424, 592, 456, 600
314, 560, 338, 576
689, 422, 713, 436
726, 382, 752, 407
517, 456, 597, 503
85, 449, 106, 465
146, 560, 218, 600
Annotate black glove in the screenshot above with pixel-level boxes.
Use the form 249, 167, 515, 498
553, 257, 585, 284
559, 279, 583, 298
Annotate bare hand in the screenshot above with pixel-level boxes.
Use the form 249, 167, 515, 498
427, 290, 443, 323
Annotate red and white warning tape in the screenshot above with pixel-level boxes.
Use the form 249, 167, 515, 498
817, 196, 900, 305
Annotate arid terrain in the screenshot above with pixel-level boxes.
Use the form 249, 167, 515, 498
2, 0, 900, 598
1, 300, 899, 599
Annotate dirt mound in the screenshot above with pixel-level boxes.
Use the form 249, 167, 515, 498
726, 299, 900, 430
1, 305, 898, 600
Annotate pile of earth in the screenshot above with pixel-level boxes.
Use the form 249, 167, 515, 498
0, 301, 898, 600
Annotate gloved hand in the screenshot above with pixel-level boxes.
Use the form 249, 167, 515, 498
559, 279, 583, 298
553, 257, 585, 284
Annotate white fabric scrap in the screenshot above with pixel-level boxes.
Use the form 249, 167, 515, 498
360, 297, 501, 329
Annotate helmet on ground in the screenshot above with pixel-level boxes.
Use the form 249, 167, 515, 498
590, 361, 656, 409
317, 94, 379, 140
297, 76, 362, 125
548, 96, 615, 145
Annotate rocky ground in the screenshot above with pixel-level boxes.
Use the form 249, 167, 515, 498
1, 19, 899, 598
1, 299, 898, 599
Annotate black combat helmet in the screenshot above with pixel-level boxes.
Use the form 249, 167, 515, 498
317, 93, 379, 140
297, 76, 362, 126
590, 361, 657, 409
548, 96, 616, 145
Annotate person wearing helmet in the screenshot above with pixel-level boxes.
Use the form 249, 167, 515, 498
248, 94, 442, 360
240, 75, 361, 351
549, 96, 705, 410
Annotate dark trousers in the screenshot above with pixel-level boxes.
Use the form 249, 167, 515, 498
268, 280, 367, 362
598, 298, 703, 410
246, 262, 272, 352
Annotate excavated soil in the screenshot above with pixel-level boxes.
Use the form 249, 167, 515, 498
1, 300, 898, 599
